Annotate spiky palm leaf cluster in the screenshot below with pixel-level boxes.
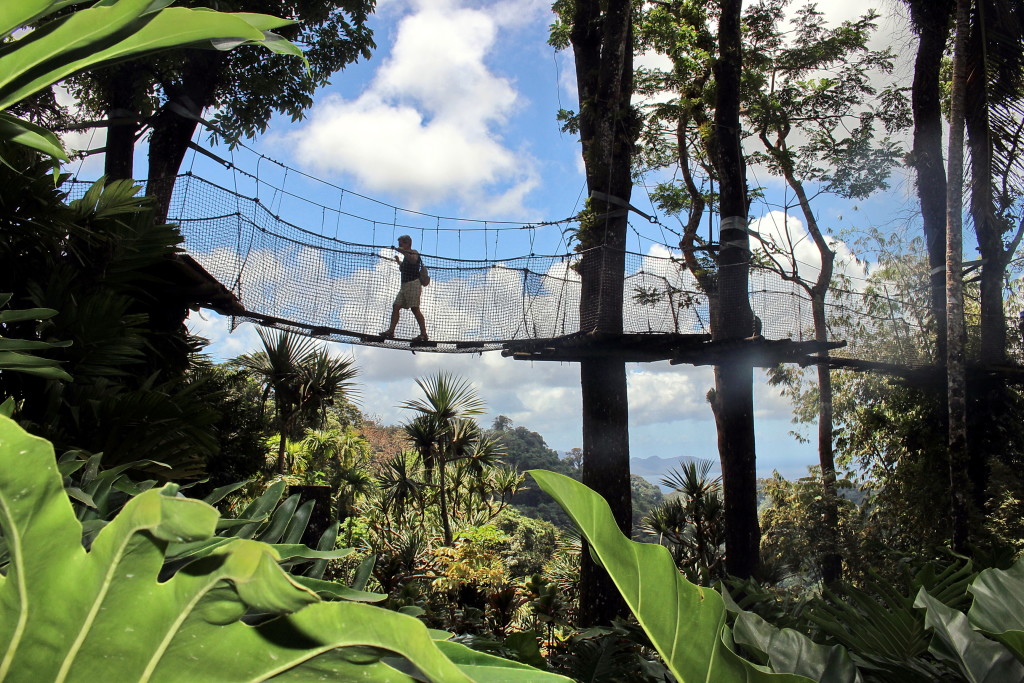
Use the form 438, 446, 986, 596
235, 328, 358, 474
642, 459, 726, 583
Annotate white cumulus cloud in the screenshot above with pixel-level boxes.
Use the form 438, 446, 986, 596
290, 1, 541, 213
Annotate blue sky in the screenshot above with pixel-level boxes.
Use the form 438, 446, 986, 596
64, 0, 924, 478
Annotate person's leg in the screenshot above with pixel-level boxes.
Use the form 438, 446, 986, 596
412, 307, 427, 339
383, 305, 401, 337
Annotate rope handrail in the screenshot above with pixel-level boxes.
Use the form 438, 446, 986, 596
63, 175, 1021, 365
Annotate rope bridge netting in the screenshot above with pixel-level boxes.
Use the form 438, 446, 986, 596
66, 172, 1015, 366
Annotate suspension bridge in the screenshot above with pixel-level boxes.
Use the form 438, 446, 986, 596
69, 155, 1020, 377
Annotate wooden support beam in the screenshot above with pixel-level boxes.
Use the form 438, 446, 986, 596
670, 338, 847, 368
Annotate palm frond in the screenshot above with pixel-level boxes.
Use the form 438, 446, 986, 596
400, 372, 485, 420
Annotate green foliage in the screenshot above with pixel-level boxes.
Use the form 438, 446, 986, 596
730, 609, 862, 682
743, 2, 909, 199
397, 373, 513, 546
759, 469, 864, 586
235, 328, 359, 474
532, 470, 1024, 681
187, 363, 270, 494
775, 236, 1024, 564
531, 470, 815, 682
642, 460, 725, 582
548, 619, 674, 682
915, 589, 1024, 682
488, 416, 577, 529
0, 292, 71, 382
68, 0, 374, 153
968, 559, 1024, 660
488, 508, 560, 579
630, 472, 664, 537
0, 415, 568, 681
0, 0, 299, 161
0, 154, 224, 478
804, 560, 978, 681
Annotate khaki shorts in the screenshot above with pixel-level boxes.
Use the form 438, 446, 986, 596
394, 280, 422, 309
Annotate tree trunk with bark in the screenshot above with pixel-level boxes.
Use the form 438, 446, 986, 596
758, 127, 842, 584
567, 0, 637, 625
709, 0, 759, 580
812, 298, 842, 585
147, 51, 226, 223
580, 356, 631, 620
102, 65, 142, 181
946, 0, 971, 554
965, 2, 1009, 369
907, 0, 954, 363
960, 0, 1024, 517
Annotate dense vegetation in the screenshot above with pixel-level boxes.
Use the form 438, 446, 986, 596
1, 0, 1024, 680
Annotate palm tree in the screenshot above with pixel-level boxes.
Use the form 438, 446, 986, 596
400, 373, 485, 545
403, 414, 441, 483
236, 328, 358, 473
644, 460, 726, 583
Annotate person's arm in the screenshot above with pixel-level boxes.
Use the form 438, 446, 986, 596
398, 248, 420, 265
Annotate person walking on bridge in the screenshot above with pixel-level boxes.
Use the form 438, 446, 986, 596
381, 235, 428, 342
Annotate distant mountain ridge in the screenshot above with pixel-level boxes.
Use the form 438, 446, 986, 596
628, 455, 720, 489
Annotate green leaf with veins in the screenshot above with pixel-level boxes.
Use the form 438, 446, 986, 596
530, 469, 814, 683
0, 416, 570, 682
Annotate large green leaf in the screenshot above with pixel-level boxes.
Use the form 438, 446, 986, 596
0, 4, 295, 110
732, 611, 863, 682
0, 113, 67, 161
0, 0, 302, 162
0, 416, 568, 681
0, 305, 58, 323
914, 588, 1024, 682
0, 295, 71, 379
530, 470, 813, 683
968, 559, 1024, 662
1, 0, 96, 38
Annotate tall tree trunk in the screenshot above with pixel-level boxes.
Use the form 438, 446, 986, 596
946, 0, 971, 554
812, 299, 842, 585
908, 0, 954, 363
567, 0, 636, 625
103, 65, 142, 181
146, 51, 225, 223
144, 52, 226, 379
760, 130, 842, 584
710, 0, 759, 580
961, 0, 1024, 516
580, 357, 631, 620
147, 109, 200, 224
965, 2, 1007, 369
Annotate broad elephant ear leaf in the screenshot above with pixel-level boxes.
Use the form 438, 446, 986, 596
967, 558, 1024, 662
529, 469, 814, 683
0, 416, 569, 681
732, 610, 863, 682
915, 587, 1024, 682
